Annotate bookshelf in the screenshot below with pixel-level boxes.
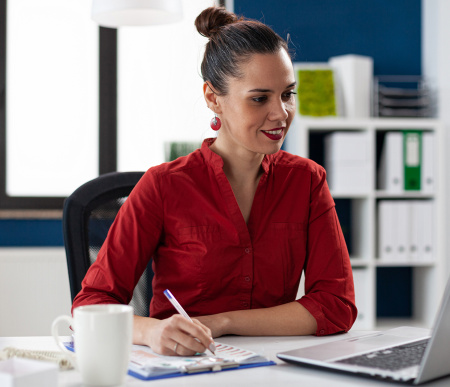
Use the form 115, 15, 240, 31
286, 117, 446, 330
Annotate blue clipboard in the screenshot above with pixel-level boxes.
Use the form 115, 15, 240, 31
64, 342, 276, 381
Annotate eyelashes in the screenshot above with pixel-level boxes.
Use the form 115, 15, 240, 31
251, 91, 297, 103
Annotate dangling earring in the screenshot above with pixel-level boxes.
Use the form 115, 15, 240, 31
210, 114, 221, 131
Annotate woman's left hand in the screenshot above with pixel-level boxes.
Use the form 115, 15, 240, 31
195, 313, 230, 338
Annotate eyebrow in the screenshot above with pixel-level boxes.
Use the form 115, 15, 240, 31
247, 82, 297, 93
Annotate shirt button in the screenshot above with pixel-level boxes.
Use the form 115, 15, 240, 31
320, 329, 325, 335
244, 248, 251, 254
242, 302, 249, 307
244, 276, 251, 282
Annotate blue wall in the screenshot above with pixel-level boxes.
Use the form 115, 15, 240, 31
0, 220, 64, 246
234, 0, 421, 75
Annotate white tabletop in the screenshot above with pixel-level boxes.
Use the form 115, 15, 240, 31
2, 332, 450, 386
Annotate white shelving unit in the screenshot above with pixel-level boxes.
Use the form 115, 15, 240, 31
286, 117, 446, 330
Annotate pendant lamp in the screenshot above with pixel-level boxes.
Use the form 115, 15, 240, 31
92, 0, 183, 28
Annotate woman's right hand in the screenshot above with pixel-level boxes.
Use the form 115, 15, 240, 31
133, 314, 215, 356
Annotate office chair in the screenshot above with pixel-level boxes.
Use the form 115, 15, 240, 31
62, 171, 153, 317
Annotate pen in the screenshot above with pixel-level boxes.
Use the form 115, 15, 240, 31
164, 289, 216, 356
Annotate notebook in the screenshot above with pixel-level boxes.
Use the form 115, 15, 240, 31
277, 276, 450, 384
65, 341, 275, 381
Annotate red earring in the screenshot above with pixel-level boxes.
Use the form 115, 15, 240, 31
210, 115, 221, 131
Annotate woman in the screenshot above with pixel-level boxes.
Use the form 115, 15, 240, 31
73, 6, 357, 356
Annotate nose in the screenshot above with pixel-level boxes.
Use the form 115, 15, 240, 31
268, 98, 289, 123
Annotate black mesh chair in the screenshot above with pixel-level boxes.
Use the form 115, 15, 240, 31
62, 171, 153, 317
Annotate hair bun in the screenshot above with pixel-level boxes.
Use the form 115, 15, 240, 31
195, 7, 239, 38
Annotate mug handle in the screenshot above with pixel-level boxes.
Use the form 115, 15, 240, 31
51, 315, 77, 369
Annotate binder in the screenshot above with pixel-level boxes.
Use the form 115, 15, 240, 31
421, 132, 435, 193
395, 201, 409, 262
378, 200, 396, 261
417, 201, 434, 262
378, 132, 403, 192
324, 132, 371, 193
351, 268, 367, 329
409, 201, 420, 262
403, 131, 422, 191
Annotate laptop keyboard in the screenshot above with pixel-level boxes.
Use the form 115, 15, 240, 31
335, 339, 429, 371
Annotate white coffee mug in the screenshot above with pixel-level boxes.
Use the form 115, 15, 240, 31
52, 304, 133, 386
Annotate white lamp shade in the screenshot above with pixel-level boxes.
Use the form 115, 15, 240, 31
92, 0, 183, 27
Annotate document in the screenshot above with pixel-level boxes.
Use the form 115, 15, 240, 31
128, 342, 274, 380
65, 341, 274, 381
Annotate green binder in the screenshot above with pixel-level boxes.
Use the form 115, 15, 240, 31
403, 131, 422, 191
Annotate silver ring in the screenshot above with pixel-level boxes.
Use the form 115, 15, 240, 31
173, 342, 179, 355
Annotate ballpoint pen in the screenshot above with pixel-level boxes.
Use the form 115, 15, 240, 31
164, 289, 216, 356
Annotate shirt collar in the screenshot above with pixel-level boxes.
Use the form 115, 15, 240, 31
200, 138, 276, 174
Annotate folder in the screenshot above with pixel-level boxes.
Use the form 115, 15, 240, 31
351, 268, 367, 329
378, 132, 403, 192
417, 201, 434, 262
394, 201, 409, 263
378, 200, 396, 261
403, 131, 422, 191
324, 132, 371, 193
409, 201, 420, 262
421, 132, 435, 193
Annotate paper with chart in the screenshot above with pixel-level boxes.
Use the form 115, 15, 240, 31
128, 342, 270, 377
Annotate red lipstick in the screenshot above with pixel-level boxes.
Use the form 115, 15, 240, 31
261, 128, 284, 141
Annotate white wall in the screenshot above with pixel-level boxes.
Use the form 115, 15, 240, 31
0, 248, 72, 336
422, 0, 450, 278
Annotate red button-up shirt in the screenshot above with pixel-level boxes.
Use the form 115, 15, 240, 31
73, 138, 357, 336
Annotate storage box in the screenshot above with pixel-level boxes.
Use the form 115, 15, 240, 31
0, 358, 58, 387
329, 54, 373, 118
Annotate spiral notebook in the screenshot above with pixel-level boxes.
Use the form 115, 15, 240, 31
64, 341, 275, 381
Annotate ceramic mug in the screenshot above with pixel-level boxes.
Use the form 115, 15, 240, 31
52, 304, 133, 386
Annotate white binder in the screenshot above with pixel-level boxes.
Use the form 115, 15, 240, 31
351, 269, 368, 329
378, 200, 396, 261
395, 201, 409, 263
378, 132, 403, 192
417, 201, 434, 262
324, 132, 371, 193
421, 132, 435, 193
409, 201, 420, 262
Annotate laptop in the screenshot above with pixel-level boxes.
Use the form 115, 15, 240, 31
277, 277, 450, 384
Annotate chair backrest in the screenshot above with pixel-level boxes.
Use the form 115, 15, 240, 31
62, 171, 153, 317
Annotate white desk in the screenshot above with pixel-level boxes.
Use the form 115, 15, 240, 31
2, 332, 450, 386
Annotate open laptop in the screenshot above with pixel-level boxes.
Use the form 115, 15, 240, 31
277, 276, 450, 384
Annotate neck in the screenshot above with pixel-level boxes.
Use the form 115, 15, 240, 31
210, 138, 264, 185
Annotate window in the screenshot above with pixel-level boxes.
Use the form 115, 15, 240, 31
1, 0, 99, 209
117, 0, 215, 170
0, 0, 222, 210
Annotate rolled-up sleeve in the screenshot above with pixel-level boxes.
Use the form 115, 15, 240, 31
297, 166, 358, 335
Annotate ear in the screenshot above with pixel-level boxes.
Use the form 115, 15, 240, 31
203, 82, 223, 114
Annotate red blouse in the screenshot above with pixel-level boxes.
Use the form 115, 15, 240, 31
73, 138, 357, 336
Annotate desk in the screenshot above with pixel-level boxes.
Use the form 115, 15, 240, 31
2, 333, 450, 386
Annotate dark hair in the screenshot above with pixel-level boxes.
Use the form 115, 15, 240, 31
195, 7, 290, 95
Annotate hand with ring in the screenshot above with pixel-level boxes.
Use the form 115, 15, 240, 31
135, 314, 215, 356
